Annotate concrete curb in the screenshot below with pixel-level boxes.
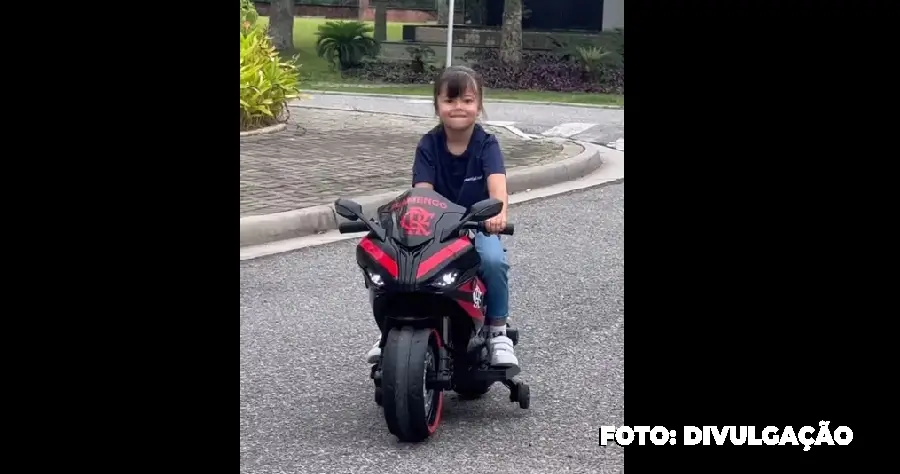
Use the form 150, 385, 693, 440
240, 139, 607, 247
240, 123, 287, 137
506, 140, 605, 194
286, 105, 539, 139
300, 89, 624, 109
240, 205, 337, 248
287, 103, 430, 121
240, 148, 623, 260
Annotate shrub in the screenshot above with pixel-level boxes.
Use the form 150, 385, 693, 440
315, 21, 380, 71
240, 23, 302, 131
406, 45, 436, 73
240, 0, 258, 29
575, 45, 620, 86
463, 48, 624, 95
341, 45, 439, 84
341, 61, 437, 84
335, 34, 624, 95
344, 52, 624, 94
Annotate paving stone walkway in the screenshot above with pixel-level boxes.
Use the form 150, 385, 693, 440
240, 107, 567, 217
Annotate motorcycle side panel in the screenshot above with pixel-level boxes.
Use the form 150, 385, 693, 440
451, 276, 487, 322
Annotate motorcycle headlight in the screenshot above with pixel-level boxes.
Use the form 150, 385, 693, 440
431, 271, 458, 287
368, 271, 385, 286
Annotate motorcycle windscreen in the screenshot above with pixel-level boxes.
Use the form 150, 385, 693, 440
376, 188, 467, 248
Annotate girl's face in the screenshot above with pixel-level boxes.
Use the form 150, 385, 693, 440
436, 84, 481, 131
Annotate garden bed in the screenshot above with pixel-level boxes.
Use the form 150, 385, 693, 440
341, 47, 623, 95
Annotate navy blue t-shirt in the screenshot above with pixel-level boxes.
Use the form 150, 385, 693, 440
411, 124, 506, 209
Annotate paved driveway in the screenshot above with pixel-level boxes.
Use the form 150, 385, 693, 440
240, 183, 625, 474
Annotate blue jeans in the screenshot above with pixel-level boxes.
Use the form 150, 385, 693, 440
473, 232, 509, 322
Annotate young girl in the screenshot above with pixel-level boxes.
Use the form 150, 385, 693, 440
365, 66, 518, 368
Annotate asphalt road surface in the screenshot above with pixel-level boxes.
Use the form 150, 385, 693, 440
240, 183, 625, 474
294, 93, 625, 147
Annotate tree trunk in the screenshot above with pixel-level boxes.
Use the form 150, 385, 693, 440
500, 0, 522, 65
374, 1, 387, 41
357, 0, 369, 21
438, 0, 450, 24
268, 0, 295, 54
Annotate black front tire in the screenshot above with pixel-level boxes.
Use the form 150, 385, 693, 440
381, 326, 444, 442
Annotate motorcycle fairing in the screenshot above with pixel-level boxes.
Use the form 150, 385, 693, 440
354, 188, 488, 321
356, 188, 483, 288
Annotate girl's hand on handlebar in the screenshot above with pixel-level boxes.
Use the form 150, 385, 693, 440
485, 211, 507, 234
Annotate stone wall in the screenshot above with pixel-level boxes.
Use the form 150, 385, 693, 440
377, 41, 483, 66
412, 26, 613, 50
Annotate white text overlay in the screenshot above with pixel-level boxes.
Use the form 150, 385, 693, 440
599, 421, 852, 451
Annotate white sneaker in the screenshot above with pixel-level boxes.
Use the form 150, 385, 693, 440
366, 337, 381, 364
489, 334, 519, 367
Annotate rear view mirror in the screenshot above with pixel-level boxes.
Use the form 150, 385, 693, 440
334, 198, 363, 221
468, 198, 504, 222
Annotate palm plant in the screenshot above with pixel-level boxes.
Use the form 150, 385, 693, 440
315, 21, 380, 70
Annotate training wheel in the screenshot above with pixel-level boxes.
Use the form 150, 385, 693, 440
506, 327, 519, 346
517, 383, 530, 409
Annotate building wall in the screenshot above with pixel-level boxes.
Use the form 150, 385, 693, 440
252, 2, 443, 23
602, 0, 624, 30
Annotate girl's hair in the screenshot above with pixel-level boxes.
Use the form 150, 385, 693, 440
432, 65, 486, 120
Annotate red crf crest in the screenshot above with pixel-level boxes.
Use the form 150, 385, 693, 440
399, 206, 435, 236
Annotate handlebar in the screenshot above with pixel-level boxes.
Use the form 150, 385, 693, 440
463, 221, 515, 236
338, 220, 515, 236
338, 221, 369, 234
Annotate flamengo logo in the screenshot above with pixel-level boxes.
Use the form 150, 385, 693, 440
390, 196, 448, 210
472, 283, 483, 308
399, 206, 435, 236
599, 422, 853, 451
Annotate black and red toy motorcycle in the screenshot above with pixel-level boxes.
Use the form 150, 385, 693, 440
335, 187, 531, 442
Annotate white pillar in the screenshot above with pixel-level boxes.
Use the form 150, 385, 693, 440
602, 0, 624, 30
445, 0, 456, 66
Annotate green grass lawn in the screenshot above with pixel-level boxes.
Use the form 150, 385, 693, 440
254, 17, 623, 106
255, 16, 407, 82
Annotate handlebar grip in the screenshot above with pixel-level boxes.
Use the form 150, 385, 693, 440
471, 222, 515, 235
338, 221, 369, 234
